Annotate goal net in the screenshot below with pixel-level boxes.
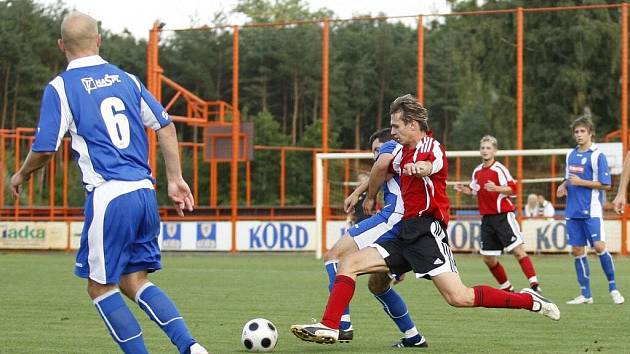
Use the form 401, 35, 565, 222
314, 148, 576, 259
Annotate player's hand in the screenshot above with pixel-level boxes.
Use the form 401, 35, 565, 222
613, 193, 626, 214
10, 172, 29, 199
393, 273, 406, 285
403, 161, 431, 177
556, 184, 567, 198
168, 178, 194, 217
362, 196, 375, 216
484, 181, 497, 192
344, 194, 359, 213
568, 175, 583, 186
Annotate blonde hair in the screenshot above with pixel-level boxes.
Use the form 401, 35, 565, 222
480, 135, 498, 149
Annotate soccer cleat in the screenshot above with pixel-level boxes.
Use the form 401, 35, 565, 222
610, 290, 625, 305
290, 322, 338, 344
337, 327, 353, 343
189, 343, 208, 354
531, 284, 542, 294
392, 336, 428, 348
520, 288, 560, 321
566, 295, 594, 305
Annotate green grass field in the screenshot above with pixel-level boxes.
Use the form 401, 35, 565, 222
1, 252, 629, 353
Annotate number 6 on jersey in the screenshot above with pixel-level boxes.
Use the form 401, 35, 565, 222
100, 96, 130, 148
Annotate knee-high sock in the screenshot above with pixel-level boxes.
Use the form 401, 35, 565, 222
488, 262, 511, 290
473, 285, 534, 310
94, 289, 148, 354
321, 275, 355, 329
597, 251, 617, 292
574, 255, 592, 298
374, 287, 421, 342
325, 261, 351, 330
518, 256, 539, 286
136, 283, 196, 354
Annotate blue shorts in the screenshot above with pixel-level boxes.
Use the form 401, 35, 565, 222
566, 217, 605, 247
75, 180, 161, 284
347, 211, 402, 249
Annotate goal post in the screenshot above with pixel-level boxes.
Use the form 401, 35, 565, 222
315, 148, 573, 259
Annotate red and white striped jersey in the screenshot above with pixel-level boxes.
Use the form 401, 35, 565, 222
391, 133, 450, 225
469, 160, 517, 215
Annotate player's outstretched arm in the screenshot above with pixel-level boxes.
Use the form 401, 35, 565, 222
613, 154, 630, 213
156, 123, 194, 216
10, 151, 55, 198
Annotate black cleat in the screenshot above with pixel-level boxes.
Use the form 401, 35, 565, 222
392, 337, 428, 348
531, 284, 542, 294
337, 328, 353, 343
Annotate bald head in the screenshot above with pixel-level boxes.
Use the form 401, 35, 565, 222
59, 11, 100, 58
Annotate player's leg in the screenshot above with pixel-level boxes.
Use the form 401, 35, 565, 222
291, 246, 392, 343
587, 217, 624, 304
501, 212, 541, 292
74, 188, 148, 354
120, 188, 207, 354
566, 219, 593, 304
323, 234, 358, 335
480, 217, 512, 291
368, 273, 427, 347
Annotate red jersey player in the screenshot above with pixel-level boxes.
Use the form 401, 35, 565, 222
290, 95, 560, 348
454, 136, 541, 293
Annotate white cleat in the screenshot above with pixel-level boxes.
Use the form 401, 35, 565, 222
189, 343, 208, 354
290, 322, 339, 344
521, 288, 560, 321
566, 295, 594, 305
611, 290, 625, 305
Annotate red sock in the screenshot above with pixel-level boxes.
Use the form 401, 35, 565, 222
518, 257, 538, 284
488, 262, 509, 285
473, 285, 533, 310
321, 275, 356, 329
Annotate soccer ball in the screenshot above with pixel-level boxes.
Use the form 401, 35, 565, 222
241, 318, 278, 352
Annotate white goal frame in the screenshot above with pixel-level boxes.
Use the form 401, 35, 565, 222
314, 148, 571, 259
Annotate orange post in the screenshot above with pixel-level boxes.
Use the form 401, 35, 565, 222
230, 25, 240, 252
147, 22, 161, 180
63, 139, 69, 210
49, 154, 55, 217
516, 7, 524, 219
621, 3, 628, 255
312, 150, 317, 206
246, 160, 251, 207
321, 19, 330, 257
280, 148, 286, 207
417, 15, 424, 103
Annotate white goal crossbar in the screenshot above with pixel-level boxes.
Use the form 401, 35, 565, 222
314, 148, 571, 259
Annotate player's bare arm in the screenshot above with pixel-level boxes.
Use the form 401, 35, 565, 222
613, 154, 630, 213
556, 180, 568, 197
344, 178, 369, 213
364, 153, 394, 215
157, 123, 194, 216
403, 161, 432, 177
453, 183, 473, 195
10, 151, 55, 198
567, 175, 611, 190
483, 181, 514, 195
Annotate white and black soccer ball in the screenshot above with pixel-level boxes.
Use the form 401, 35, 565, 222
241, 318, 278, 352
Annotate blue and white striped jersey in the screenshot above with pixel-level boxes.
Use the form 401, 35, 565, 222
377, 140, 404, 215
32, 55, 171, 191
564, 144, 611, 218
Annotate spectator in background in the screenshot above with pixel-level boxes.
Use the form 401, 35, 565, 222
524, 194, 539, 217
524, 194, 555, 218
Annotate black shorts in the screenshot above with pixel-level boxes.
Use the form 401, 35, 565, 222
371, 215, 458, 279
480, 212, 524, 255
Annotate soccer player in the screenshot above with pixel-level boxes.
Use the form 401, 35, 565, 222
324, 128, 426, 347
10, 12, 207, 353
556, 116, 624, 305
454, 135, 541, 293
290, 94, 559, 346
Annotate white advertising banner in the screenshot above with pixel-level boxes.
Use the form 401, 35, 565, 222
159, 222, 232, 251
447, 218, 621, 253
236, 221, 315, 251
70, 222, 83, 250
0, 222, 68, 249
